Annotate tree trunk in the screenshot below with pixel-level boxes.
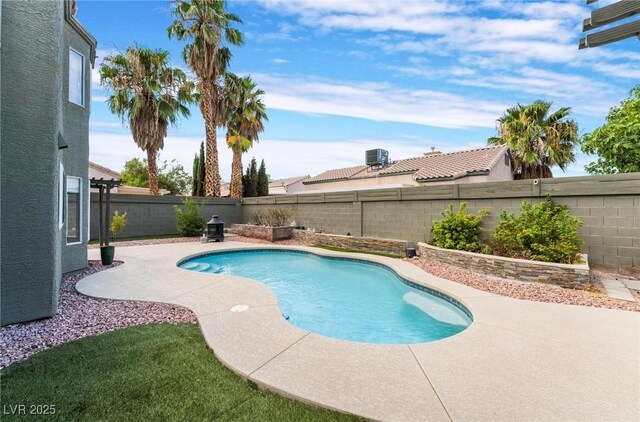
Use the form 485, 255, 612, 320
229, 140, 243, 198
201, 85, 221, 197
147, 148, 159, 195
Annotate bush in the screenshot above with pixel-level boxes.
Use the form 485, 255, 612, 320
175, 198, 204, 236
492, 196, 583, 264
430, 203, 489, 252
252, 208, 292, 227
109, 211, 127, 240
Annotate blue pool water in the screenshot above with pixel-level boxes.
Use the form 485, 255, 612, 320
178, 250, 472, 344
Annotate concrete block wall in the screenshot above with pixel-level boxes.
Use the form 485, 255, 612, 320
90, 194, 242, 239
242, 173, 640, 276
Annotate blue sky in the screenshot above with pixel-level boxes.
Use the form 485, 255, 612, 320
80, 0, 639, 181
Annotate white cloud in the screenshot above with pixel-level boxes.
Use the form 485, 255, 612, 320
249, 73, 506, 129
449, 66, 622, 116
256, 0, 638, 81
272, 58, 289, 64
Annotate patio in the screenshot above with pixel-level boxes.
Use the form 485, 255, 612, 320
77, 241, 639, 421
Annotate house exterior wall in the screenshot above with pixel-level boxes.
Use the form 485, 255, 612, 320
302, 173, 419, 192
1, 1, 95, 326
60, 18, 93, 274
285, 179, 308, 194
487, 152, 514, 182
1, 0, 65, 325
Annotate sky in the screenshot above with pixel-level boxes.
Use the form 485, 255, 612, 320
79, 0, 640, 181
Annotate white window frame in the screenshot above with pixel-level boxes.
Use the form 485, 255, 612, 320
68, 48, 85, 107
59, 163, 65, 229
66, 176, 82, 245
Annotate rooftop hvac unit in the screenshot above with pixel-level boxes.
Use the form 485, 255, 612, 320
365, 149, 389, 167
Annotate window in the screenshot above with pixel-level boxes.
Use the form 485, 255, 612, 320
59, 163, 65, 229
69, 49, 84, 106
66, 177, 82, 244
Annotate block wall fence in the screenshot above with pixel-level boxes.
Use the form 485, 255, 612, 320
89, 194, 242, 239
242, 173, 640, 276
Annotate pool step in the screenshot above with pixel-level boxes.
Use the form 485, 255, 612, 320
194, 263, 211, 272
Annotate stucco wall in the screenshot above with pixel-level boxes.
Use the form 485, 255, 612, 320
89, 194, 243, 239
242, 174, 640, 276
1, 1, 65, 325
60, 18, 92, 274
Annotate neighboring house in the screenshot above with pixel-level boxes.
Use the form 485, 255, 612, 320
88, 161, 170, 195
220, 182, 230, 197
89, 161, 121, 192
302, 145, 513, 193
268, 175, 310, 195
1, 1, 97, 325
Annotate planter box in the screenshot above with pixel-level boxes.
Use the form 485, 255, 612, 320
231, 224, 293, 242
417, 242, 591, 290
293, 230, 408, 257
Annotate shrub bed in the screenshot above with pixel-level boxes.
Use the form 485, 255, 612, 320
429, 197, 584, 265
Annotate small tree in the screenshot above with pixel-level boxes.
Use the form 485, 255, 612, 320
109, 211, 128, 241
121, 157, 191, 195
430, 203, 489, 252
243, 157, 258, 197
191, 153, 199, 196
581, 85, 640, 174
175, 198, 204, 236
492, 196, 583, 264
257, 159, 269, 196
191, 141, 206, 196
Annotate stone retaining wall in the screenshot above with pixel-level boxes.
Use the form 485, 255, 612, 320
231, 224, 293, 242
293, 230, 409, 257
417, 242, 591, 290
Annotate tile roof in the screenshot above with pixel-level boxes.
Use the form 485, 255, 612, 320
304, 165, 369, 183
412, 145, 508, 181
268, 175, 310, 188
303, 145, 509, 184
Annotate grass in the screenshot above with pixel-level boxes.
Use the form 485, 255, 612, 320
312, 244, 401, 259
87, 234, 186, 245
0, 324, 360, 421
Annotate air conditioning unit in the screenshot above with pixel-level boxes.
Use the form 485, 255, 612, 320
365, 149, 389, 167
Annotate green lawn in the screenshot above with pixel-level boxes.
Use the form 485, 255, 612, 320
0, 324, 360, 421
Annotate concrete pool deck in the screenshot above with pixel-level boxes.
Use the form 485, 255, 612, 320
77, 241, 639, 421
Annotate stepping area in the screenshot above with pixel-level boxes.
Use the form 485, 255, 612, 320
77, 242, 640, 421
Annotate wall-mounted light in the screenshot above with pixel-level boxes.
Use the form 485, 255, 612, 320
58, 132, 68, 150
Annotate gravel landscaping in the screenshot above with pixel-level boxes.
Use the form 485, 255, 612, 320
0, 261, 196, 369
405, 257, 640, 312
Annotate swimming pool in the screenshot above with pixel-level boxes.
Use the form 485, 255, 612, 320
178, 249, 472, 344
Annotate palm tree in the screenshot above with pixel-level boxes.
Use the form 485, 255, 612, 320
224, 74, 268, 198
168, 0, 243, 197
100, 47, 196, 195
488, 100, 578, 179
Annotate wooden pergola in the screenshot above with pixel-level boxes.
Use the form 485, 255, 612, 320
90, 178, 122, 247
580, 0, 640, 49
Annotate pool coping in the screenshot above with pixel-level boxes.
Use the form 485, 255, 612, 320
77, 241, 640, 421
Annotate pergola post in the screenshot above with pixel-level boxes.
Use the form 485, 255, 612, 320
90, 178, 122, 247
